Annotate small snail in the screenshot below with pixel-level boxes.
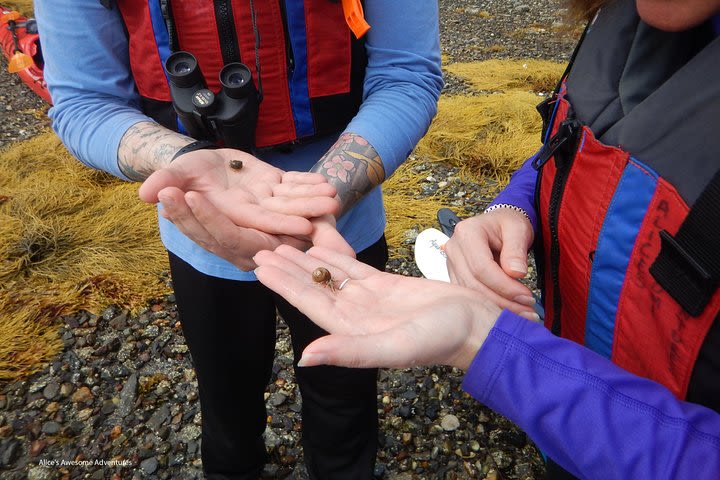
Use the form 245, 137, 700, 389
229, 159, 243, 171
312, 267, 335, 291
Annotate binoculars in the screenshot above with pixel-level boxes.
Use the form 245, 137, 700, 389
165, 51, 259, 152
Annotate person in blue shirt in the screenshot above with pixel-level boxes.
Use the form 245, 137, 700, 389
34, 1, 443, 478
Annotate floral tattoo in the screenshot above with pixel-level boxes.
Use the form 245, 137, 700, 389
313, 133, 385, 216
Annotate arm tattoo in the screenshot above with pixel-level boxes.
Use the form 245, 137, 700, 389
117, 122, 194, 181
311, 133, 386, 216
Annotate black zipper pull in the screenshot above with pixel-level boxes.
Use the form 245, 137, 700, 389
532, 119, 581, 170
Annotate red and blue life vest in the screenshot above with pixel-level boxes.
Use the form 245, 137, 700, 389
534, 0, 720, 411
116, 0, 367, 149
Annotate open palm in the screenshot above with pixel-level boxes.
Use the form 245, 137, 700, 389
254, 245, 501, 370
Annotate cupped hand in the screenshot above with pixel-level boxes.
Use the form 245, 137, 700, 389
139, 148, 340, 236
253, 245, 502, 370
138, 148, 347, 269
444, 209, 538, 319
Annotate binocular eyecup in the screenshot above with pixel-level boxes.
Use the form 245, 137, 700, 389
165, 51, 259, 153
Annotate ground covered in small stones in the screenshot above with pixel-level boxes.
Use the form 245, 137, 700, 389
0, 0, 578, 478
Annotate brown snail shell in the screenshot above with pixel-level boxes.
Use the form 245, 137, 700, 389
312, 267, 331, 283
229, 159, 243, 170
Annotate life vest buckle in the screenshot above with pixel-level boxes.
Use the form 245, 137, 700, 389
651, 230, 718, 317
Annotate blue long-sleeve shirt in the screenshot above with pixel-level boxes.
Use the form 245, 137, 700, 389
35, 0, 443, 280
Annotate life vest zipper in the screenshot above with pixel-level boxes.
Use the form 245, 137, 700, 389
213, 0, 241, 65
535, 118, 582, 335
278, 0, 295, 74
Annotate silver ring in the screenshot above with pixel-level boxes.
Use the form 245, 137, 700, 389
338, 278, 350, 291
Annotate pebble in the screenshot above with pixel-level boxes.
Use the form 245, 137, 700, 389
27, 466, 55, 480
441, 414, 461, 432
41, 422, 61, 435
70, 386, 93, 404
140, 456, 158, 475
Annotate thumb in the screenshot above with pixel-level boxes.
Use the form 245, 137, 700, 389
138, 168, 186, 203
499, 217, 533, 278
298, 333, 404, 369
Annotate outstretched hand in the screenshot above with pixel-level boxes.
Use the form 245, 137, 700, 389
254, 245, 502, 370
137, 149, 352, 269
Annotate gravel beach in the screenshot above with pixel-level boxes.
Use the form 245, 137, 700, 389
0, 1, 579, 479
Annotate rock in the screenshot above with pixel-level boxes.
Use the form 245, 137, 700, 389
147, 404, 170, 432
41, 422, 61, 435
0, 394, 5, 409
109, 312, 128, 330
1, 439, 20, 466
441, 414, 460, 432
269, 392, 287, 407
42, 381, 60, 401
30, 379, 49, 394
117, 373, 137, 418
140, 456, 158, 475
470, 440, 481, 452
0, 425, 13, 437
27, 466, 56, 480
76, 408, 93, 421
59, 383, 73, 398
71, 386, 93, 404
178, 424, 201, 443
29, 439, 47, 456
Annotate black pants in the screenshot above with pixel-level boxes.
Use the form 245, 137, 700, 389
168, 237, 388, 480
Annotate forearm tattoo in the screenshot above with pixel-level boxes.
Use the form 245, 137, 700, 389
312, 133, 386, 216
117, 122, 194, 181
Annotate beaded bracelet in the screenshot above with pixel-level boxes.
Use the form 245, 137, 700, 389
483, 203, 531, 223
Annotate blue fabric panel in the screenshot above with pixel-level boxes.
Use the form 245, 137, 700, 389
147, 0, 185, 133
584, 159, 657, 358
284, 0, 314, 138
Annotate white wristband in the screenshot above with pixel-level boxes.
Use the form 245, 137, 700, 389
483, 203, 531, 222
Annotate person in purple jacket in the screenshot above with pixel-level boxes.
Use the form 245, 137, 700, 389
248, 0, 720, 478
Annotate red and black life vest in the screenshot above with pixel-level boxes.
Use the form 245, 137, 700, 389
116, 0, 367, 149
534, 0, 720, 411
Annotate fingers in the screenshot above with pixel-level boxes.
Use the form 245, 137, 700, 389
272, 182, 337, 198
253, 260, 338, 327
182, 191, 278, 270
260, 195, 341, 218
446, 216, 535, 305
271, 244, 350, 282
216, 200, 315, 237
281, 171, 329, 185
309, 217, 356, 258
299, 333, 409, 369
305, 246, 379, 280
158, 187, 217, 250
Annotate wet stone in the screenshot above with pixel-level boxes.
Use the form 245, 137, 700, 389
41, 422, 61, 435
140, 456, 158, 475
42, 381, 60, 401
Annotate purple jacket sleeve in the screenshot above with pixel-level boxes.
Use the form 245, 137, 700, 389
462, 311, 720, 479
487, 153, 539, 231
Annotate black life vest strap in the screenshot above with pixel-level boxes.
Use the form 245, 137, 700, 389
650, 170, 720, 316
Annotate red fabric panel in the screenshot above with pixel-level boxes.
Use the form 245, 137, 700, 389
538, 98, 568, 331
612, 176, 720, 399
232, 0, 295, 147
117, 0, 171, 101
170, 1, 224, 94
305, 0, 351, 97
556, 128, 628, 344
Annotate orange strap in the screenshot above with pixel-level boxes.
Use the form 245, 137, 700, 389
341, 0, 370, 38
